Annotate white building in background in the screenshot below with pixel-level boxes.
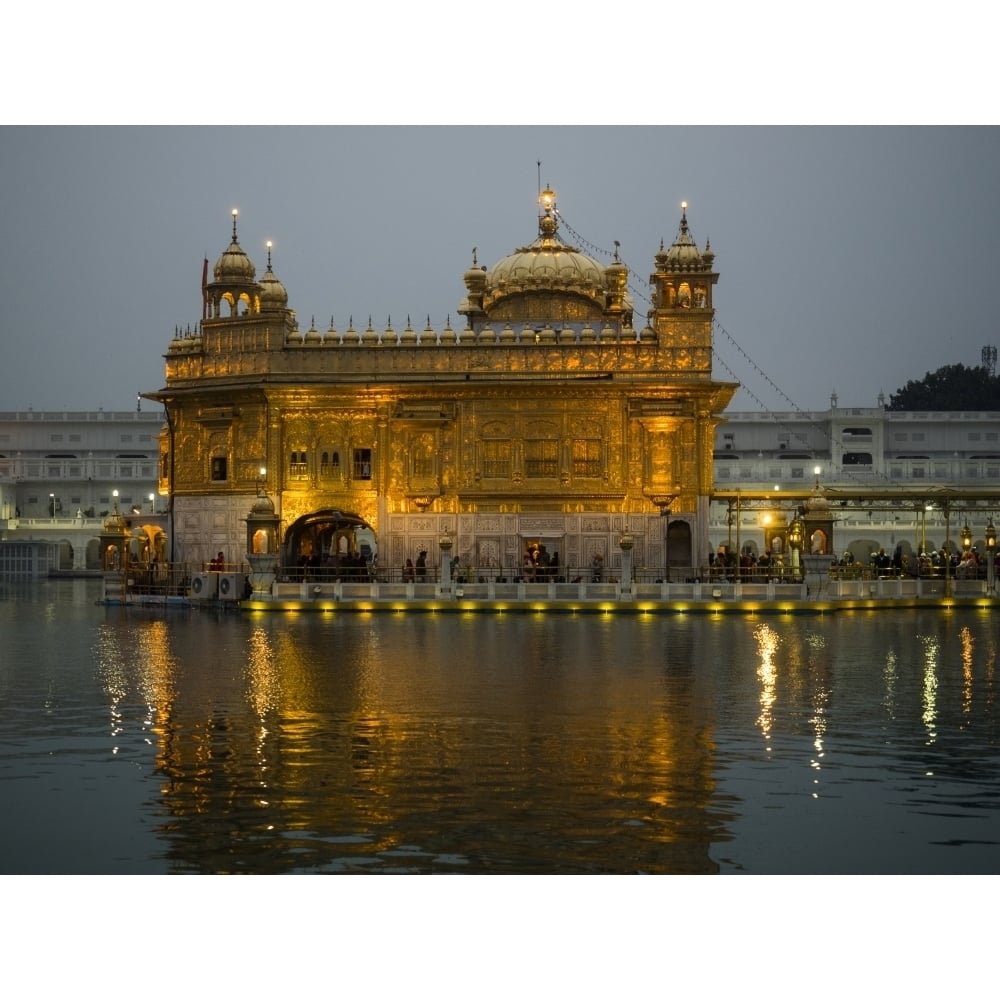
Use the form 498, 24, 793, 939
1, 402, 998, 577
708, 400, 1000, 564
0, 409, 165, 576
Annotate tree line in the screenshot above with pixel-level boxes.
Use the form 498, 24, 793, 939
887, 363, 1000, 410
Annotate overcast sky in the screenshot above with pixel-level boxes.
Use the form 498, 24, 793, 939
1, 126, 998, 415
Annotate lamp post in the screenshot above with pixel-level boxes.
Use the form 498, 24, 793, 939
148, 492, 155, 514
986, 518, 996, 594
943, 502, 952, 598
663, 508, 671, 583
788, 515, 804, 581
735, 490, 742, 576
49, 493, 55, 521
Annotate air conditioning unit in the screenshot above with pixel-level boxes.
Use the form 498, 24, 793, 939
190, 573, 217, 599
218, 573, 243, 600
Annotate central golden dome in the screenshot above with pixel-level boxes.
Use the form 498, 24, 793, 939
461, 187, 631, 327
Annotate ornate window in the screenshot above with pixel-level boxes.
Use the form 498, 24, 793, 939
411, 434, 435, 479
210, 456, 227, 481
525, 439, 558, 478
412, 451, 433, 478
353, 448, 372, 480
572, 438, 602, 478
481, 439, 511, 479
289, 451, 308, 479
319, 450, 340, 479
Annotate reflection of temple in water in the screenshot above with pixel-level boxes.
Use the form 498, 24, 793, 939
146, 190, 736, 578
138, 616, 724, 873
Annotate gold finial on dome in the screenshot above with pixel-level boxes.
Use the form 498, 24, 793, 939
212, 208, 256, 285
538, 184, 558, 238
659, 200, 706, 271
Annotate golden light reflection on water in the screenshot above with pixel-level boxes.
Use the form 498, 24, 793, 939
960, 626, 974, 717
245, 626, 279, 814
135, 620, 177, 732
987, 627, 997, 713
753, 622, 779, 748
117, 614, 733, 872
16, 582, 1000, 874
94, 625, 127, 749
883, 647, 898, 719
805, 632, 828, 797
93, 618, 177, 755
921, 635, 939, 744
246, 626, 279, 718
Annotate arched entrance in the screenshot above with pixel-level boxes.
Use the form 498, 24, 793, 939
665, 519, 692, 581
282, 509, 377, 578
56, 540, 73, 570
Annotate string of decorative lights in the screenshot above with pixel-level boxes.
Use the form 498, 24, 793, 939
710, 347, 813, 447
553, 210, 654, 309
711, 342, 894, 487
713, 318, 808, 413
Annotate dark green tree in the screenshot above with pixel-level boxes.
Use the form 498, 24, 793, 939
887, 363, 1000, 411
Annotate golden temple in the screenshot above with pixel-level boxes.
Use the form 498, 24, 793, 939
147, 188, 738, 581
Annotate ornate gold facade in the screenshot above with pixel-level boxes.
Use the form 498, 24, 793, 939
148, 191, 737, 577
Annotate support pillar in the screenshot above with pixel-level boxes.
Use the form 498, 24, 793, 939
619, 532, 634, 597
439, 533, 453, 595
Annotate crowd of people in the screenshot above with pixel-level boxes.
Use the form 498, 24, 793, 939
398, 544, 572, 584
401, 551, 428, 582
522, 543, 560, 582
293, 550, 373, 580
707, 547, 792, 582
831, 545, 999, 579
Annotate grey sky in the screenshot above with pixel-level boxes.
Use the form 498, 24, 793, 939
2, 126, 998, 414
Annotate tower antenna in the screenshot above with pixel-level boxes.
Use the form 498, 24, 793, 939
982, 344, 997, 376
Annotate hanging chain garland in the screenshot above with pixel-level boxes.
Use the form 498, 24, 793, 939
554, 210, 654, 310
712, 342, 892, 487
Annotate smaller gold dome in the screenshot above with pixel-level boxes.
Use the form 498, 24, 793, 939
805, 487, 829, 513
250, 495, 276, 516
214, 239, 256, 283
259, 242, 287, 308
661, 204, 709, 271
213, 212, 256, 283
259, 267, 287, 308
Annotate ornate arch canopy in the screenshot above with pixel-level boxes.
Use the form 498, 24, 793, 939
282, 508, 376, 565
